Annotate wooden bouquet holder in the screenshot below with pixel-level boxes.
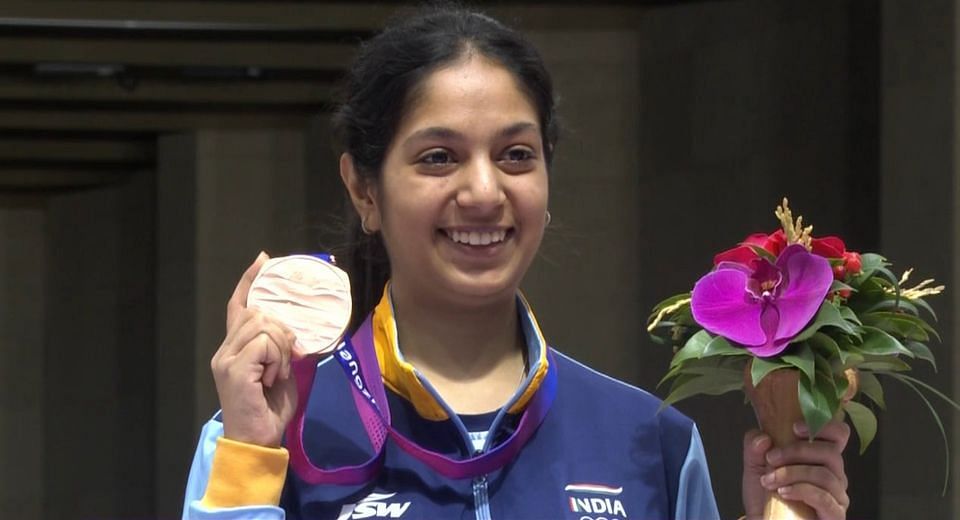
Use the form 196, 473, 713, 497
743, 364, 857, 520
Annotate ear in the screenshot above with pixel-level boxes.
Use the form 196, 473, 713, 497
339, 153, 381, 233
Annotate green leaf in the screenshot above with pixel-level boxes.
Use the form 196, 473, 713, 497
864, 298, 919, 317
844, 400, 878, 454
793, 302, 858, 343
829, 280, 856, 294
859, 252, 887, 269
670, 330, 712, 369
903, 340, 937, 371
814, 354, 839, 397
853, 253, 887, 281
746, 244, 777, 263
701, 335, 751, 358
887, 373, 951, 496
751, 357, 790, 387
857, 327, 915, 357
894, 374, 960, 413
857, 371, 885, 409
660, 355, 747, 387
781, 343, 816, 384
875, 265, 901, 287
661, 373, 743, 409
857, 357, 912, 372
808, 332, 859, 367
911, 297, 939, 322
669, 306, 696, 326
834, 370, 850, 401
650, 292, 690, 317
838, 305, 862, 325
861, 312, 931, 342
798, 371, 839, 438
647, 292, 693, 328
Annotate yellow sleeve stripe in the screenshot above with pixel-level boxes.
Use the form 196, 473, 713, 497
200, 436, 289, 508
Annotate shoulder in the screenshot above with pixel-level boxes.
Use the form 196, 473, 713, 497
550, 348, 694, 435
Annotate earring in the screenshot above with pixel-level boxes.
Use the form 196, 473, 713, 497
361, 216, 374, 235
545, 210, 552, 226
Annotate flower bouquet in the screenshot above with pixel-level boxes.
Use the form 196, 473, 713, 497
647, 199, 955, 519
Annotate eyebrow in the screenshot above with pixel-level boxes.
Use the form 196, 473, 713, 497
403, 122, 540, 146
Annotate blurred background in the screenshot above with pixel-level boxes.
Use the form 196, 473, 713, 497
0, 0, 956, 518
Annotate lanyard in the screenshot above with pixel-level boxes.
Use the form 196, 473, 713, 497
285, 313, 558, 485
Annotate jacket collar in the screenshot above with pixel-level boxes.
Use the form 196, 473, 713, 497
370, 284, 550, 421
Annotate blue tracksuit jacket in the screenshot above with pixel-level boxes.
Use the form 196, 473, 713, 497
183, 292, 720, 520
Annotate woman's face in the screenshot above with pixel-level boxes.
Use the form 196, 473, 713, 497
372, 55, 549, 309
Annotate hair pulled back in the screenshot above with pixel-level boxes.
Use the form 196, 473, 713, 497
332, 4, 559, 330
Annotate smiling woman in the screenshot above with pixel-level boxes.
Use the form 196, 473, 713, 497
181, 5, 850, 520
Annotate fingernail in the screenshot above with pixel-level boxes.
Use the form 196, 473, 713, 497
761, 472, 775, 487
765, 449, 782, 464
794, 422, 809, 435
777, 486, 792, 496
753, 435, 770, 450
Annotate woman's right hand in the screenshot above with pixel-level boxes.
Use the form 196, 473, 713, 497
211, 252, 304, 447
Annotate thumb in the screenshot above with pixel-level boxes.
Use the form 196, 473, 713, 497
743, 428, 771, 475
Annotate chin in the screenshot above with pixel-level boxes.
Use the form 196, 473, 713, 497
443, 273, 521, 306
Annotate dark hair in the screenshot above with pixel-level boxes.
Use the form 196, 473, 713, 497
331, 4, 559, 330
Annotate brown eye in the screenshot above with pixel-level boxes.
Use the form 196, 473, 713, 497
419, 149, 454, 166
499, 146, 537, 173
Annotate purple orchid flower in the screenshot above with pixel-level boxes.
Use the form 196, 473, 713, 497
690, 244, 834, 357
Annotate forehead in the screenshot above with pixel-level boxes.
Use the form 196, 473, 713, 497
395, 55, 540, 138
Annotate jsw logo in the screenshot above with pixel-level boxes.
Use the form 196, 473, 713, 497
337, 492, 411, 519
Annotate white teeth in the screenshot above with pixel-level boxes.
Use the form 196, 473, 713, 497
446, 229, 507, 245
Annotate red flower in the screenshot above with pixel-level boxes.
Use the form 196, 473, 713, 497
811, 236, 846, 259
843, 251, 862, 274
810, 236, 863, 279
713, 230, 787, 266
714, 231, 862, 279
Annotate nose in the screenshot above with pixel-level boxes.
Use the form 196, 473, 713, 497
455, 157, 506, 212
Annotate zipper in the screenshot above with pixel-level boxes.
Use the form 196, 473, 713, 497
472, 470, 491, 520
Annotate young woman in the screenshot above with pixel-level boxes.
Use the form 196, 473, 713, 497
183, 6, 850, 519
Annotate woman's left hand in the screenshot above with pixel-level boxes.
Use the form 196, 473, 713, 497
742, 420, 851, 520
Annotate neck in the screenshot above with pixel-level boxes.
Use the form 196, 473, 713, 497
387, 284, 526, 413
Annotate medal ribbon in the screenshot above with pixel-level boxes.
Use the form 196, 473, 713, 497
286, 313, 557, 485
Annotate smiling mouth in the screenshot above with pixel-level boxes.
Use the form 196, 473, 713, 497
442, 228, 511, 246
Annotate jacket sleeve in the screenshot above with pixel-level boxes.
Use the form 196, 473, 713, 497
182, 414, 289, 520
674, 425, 721, 520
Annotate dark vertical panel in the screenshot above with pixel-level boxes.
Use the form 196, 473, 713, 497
304, 114, 348, 252
843, 2, 881, 519
847, 0, 881, 254
115, 170, 158, 516
155, 134, 198, 518
0, 199, 46, 519
42, 171, 156, 518
44, 185, 122, 518
879, 1, 956, 517
635, 1, 877, 516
